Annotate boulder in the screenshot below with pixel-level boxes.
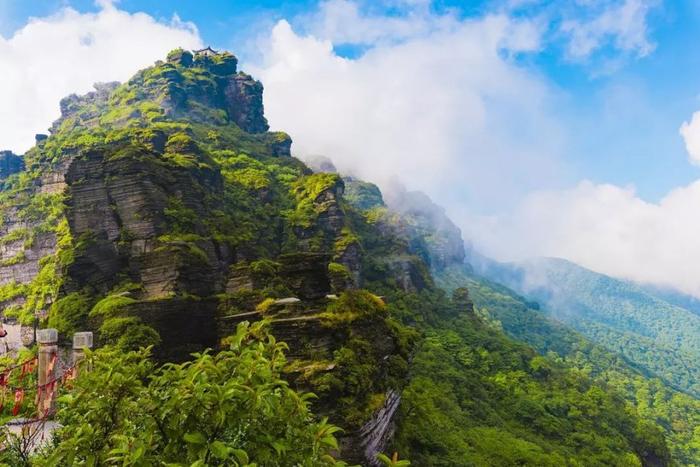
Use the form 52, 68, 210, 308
166, 48, 193, 67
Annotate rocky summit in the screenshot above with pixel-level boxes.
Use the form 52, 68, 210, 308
0, 48, 678, 466
0, 48, 434, 464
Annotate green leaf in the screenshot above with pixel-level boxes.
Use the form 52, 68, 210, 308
231, 448, 250, 464
209, 440, 229, 459
183, 431, 207, 445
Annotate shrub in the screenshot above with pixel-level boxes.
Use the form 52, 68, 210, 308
99, 316, 161, 351
256, 298, 276, 314
48, 292, 94, 336
90, 294, 137, 318
321, 290, 387, 326
36, 321, 344, 466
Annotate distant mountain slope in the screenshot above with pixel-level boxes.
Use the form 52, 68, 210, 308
436, 266, 700, 465
639, 283, 700, 317
470, 256, 700, 397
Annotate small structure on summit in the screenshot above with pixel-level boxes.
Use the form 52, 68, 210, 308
194, 46, 219, 58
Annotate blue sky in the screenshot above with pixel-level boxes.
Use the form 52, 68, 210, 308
4, 0, 700, 293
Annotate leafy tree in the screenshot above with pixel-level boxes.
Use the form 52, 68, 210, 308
33, 321, 345, 466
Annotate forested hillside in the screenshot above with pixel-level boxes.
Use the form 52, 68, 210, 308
437, 266, 700, 465
469, 256, 700, 398
338, 186, 673, 465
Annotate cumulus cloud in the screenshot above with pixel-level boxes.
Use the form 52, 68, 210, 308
467, 180, 700, 297
300, 0, 450, 45
0, 4, 202, 153
680, 111, 700, 166
251, 4, 565, 213
251, 0, 700, 297
560, 0, 657, 59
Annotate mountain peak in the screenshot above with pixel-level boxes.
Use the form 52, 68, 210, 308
50, 48, 278, 142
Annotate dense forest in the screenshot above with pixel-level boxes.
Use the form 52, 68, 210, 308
437, 266, 700, 464
390, 289, 669, 466
470, 257, 700, 397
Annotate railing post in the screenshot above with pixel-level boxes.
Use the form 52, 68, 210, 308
72, 332, 93, 371
37, 328, 58, 415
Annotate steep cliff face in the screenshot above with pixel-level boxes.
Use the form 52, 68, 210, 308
0, 49, 293, 323
0, 49, 421, 463
342, 178, 460, 292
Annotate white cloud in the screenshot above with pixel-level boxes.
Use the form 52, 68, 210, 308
680, 111, 700, 166
302, 0, 544, 51
248, 1, 698, 297
467, 179, 700, 297
301, 0, 449, 45
560, 0, 657, 59
0, 4, 202, 153
251, 8, 564, 213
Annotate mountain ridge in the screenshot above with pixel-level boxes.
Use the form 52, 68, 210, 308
469, 254, 700, 398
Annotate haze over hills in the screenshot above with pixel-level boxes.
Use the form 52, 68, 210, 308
639, 283, 700, 318
381, 189, 700, 463
469, 254, 700, 397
